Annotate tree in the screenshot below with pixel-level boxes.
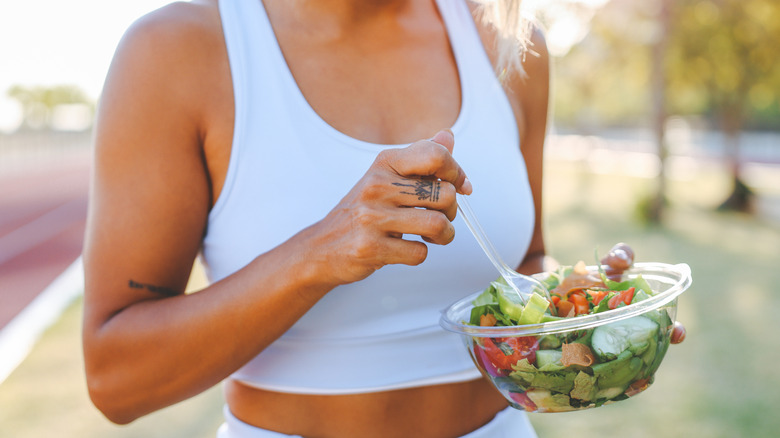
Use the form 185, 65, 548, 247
666, 0, 780, 212
6, 84, 94, 130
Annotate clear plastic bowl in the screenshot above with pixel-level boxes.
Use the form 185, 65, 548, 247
440, 262, 692, 413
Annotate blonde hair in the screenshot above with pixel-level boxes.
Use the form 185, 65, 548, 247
472, 0, 534, 79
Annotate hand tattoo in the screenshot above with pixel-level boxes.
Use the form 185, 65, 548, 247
393, 179, 440, 202
128, 279, 179, 297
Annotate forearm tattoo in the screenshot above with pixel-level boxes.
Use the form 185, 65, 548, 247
393, 179, 440, 201
128, 279, 179, 297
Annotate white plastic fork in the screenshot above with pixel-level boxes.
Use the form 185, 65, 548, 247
457, 194, 553, 307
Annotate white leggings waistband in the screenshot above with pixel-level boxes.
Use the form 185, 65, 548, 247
217, 404, 537, 438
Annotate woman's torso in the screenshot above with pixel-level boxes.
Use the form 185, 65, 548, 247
188, 0, 534, 435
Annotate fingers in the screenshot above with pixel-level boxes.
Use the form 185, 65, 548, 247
391, 177, 458, 220
378, 129, 472, 195
671, 321, 686, 344
322, 129, 470, 283
387, 207, 456, 245
381, 237, 429, 266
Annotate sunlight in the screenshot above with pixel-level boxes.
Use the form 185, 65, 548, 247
0, 0, 177, 100
0, 98, 23, 133
524, 0, 613, 56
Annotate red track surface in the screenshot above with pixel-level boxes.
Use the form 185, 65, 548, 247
0, 155, 90, 331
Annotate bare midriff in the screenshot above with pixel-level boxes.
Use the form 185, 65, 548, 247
225, 377, 509, 438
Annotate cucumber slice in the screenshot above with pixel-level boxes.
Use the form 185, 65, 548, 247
535, 349, 563, 368
591, 316, 659, 361
518, 293, 550, 325
495, 281, 525, 321
496, 280, 550, 325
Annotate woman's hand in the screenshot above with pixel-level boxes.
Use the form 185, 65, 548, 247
307, 129, 471, 286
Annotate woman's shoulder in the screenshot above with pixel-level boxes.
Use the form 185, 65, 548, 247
102, 0, 227, 118
118, 0, 222, 55
98, 0, 230, 158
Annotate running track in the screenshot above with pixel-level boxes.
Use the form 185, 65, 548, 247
0, 150, 90, 380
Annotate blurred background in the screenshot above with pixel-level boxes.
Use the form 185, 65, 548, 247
1, 0, 778, 437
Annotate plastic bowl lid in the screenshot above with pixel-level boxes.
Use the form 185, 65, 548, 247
439, 262, 692, 337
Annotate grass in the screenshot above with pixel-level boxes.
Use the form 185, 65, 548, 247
530, 161, 780, 438
1, 158, 778, 437
0, 264, 224, 438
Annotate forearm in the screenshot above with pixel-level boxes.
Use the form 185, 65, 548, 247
84, 232, 332, 424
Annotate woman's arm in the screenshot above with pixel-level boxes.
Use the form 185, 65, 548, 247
82, 3, 287, 423
83, 3, 471, 424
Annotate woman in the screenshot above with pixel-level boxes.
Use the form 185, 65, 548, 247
83, 0, 681, 437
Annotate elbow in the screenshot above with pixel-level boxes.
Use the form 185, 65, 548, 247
84, 343, 148, 424
82, 313, 147, 424
85, 372, 143, 425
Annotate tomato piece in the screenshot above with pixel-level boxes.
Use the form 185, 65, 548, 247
474, 340, 509, 377
481, 337, 538, 371
608, 287, 635, 309
504, 336, 539, 365
569, 292, 589, 315
587, 290, 608, 305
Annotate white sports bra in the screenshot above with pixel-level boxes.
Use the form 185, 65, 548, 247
202, 0, 535, 394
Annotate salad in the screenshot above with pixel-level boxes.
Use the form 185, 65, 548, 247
468, 243, 675, 412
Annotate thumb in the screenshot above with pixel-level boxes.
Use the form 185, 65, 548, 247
429, 128, 455, 154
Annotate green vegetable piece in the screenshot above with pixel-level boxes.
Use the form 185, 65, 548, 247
518, 293, 550, 325
570, 371, 597, 401
640, 336, 658, 366
535, 349, 563, 368
631, 289, 650, 303
469, 304, 514, 326
592, 350, 643, 389
472, 285, 498, 306
539, 266, 572, 292
495, 279, 525, 321
494, 276, 550, 325
509, 358, 576, 394
509, 359, 536, 386
595, 386, 627, 401
539, 334, 563, 349
592, 292, 617, 314
591, 316, 659, 361
570, 328, 594, 346
632, 275, 654, 295
643, 308, 673, 331
526, 389, 575, 412
531, 370, 576, 394
604, 274, 654, 296
643, 337, 672, 379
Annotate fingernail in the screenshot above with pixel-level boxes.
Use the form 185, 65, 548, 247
461, 177, 473, 195
430, 129, 454, 145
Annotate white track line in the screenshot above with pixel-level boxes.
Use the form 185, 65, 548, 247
0, 256, 84, 385
0, 199, 85, 265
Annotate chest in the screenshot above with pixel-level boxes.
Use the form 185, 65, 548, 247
202, 1, 474, 205
276, 32, 462, 145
